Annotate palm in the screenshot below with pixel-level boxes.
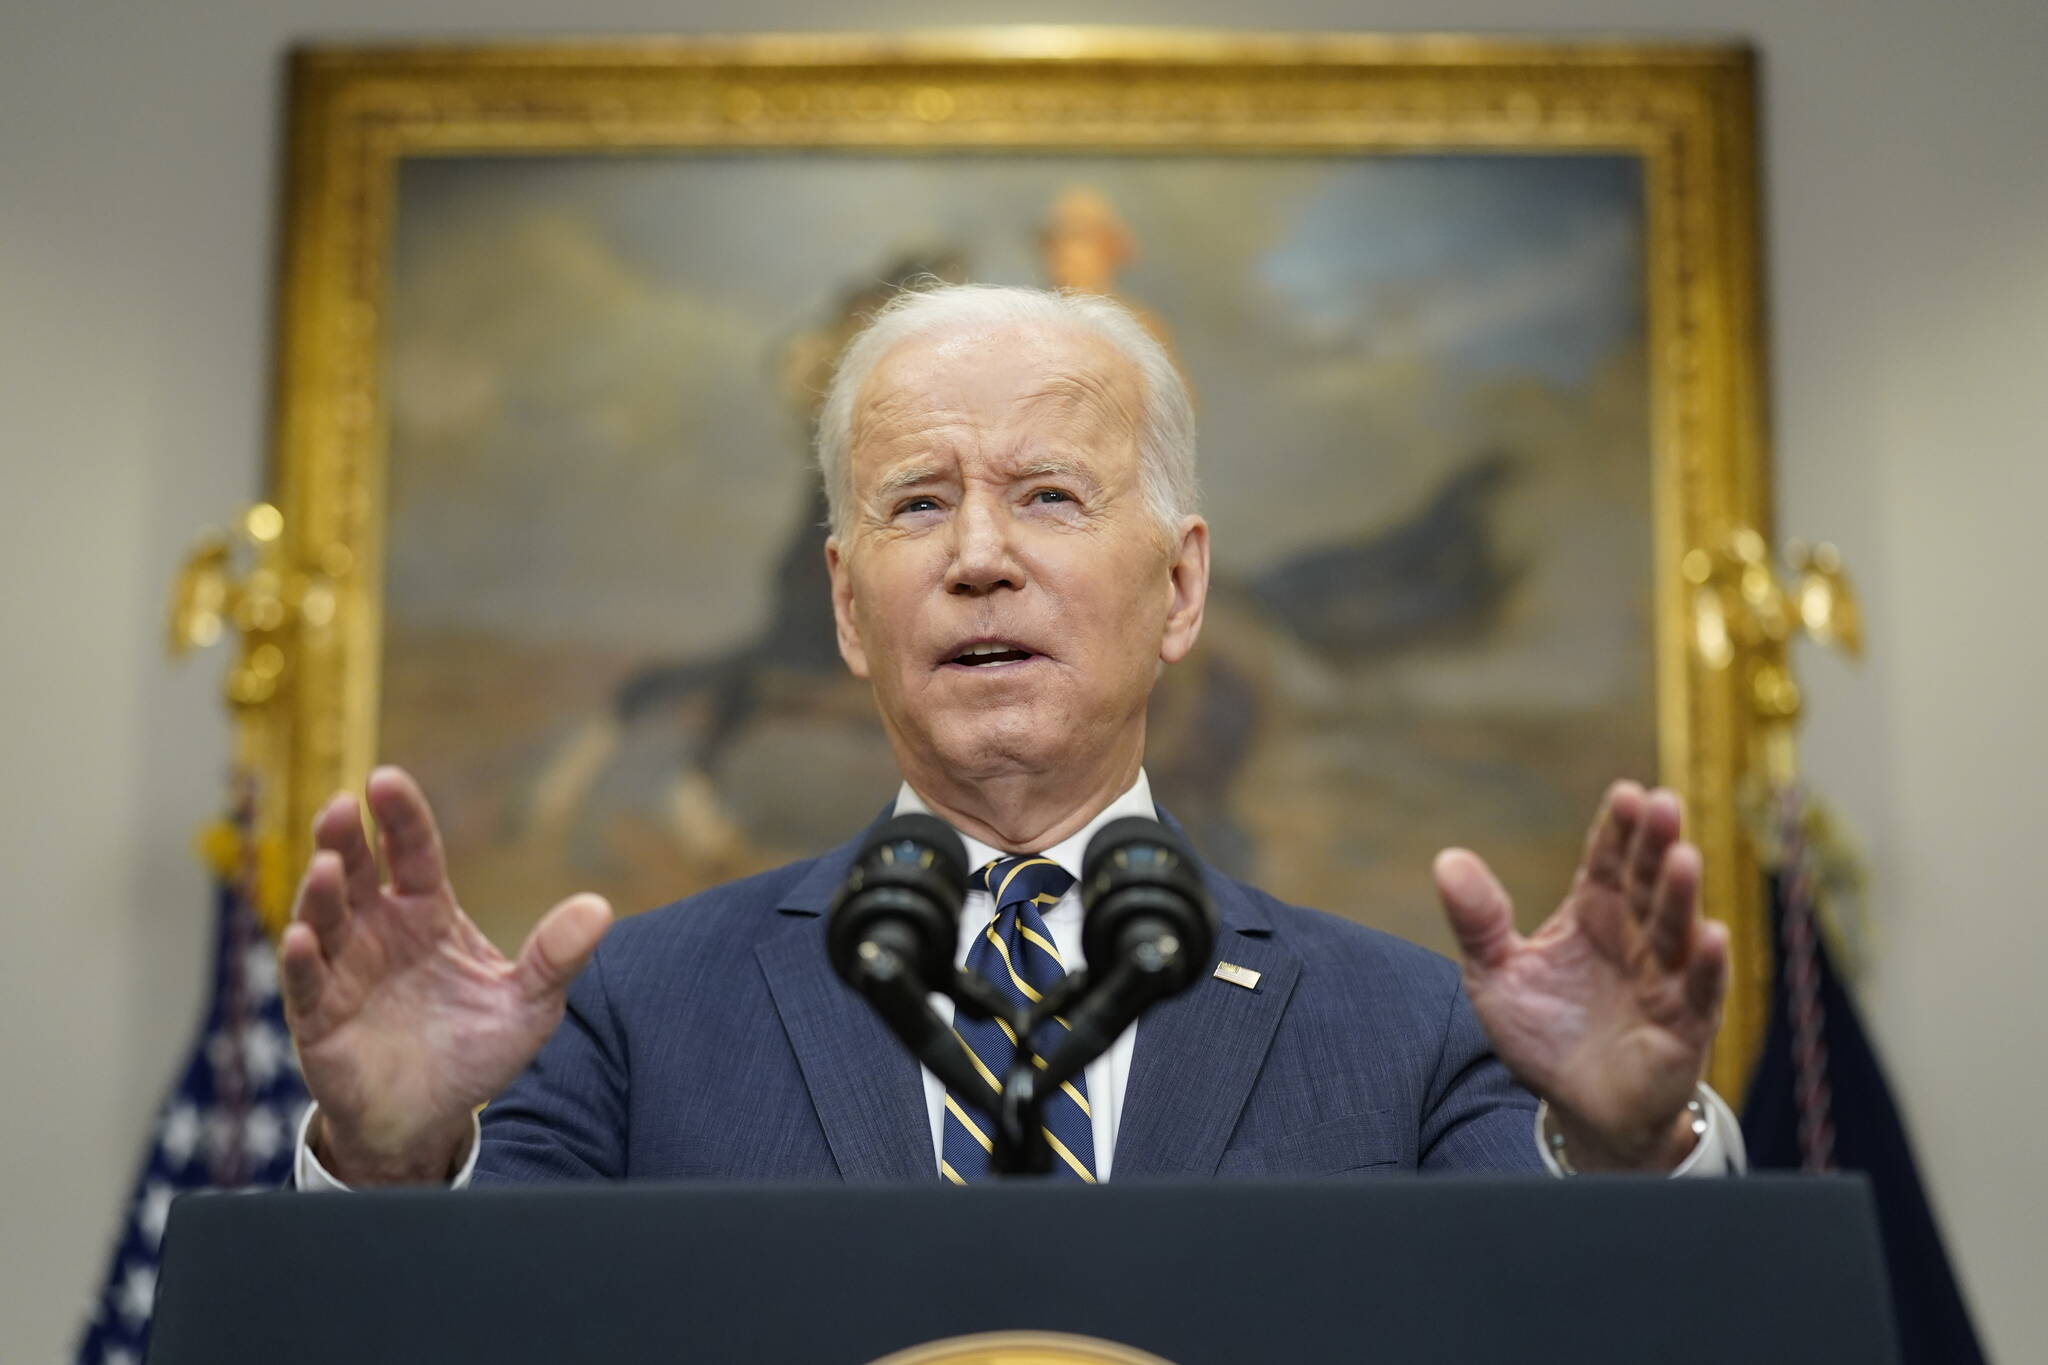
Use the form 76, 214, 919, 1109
280, 767, 611, 1175
291, 886, 546, 1137
1436, 782, 1728, 1165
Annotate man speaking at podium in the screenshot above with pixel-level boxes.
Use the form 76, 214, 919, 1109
279, 284, 1741, 1190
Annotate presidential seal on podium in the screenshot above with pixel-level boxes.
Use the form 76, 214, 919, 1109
870, 1331, 1178, 1365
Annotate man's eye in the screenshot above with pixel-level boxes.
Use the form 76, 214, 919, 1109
896, 497, 940, 515
1030, 489, 1072, 505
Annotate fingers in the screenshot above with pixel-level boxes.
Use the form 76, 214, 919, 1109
1433, 848, 1518, 971
1580, 781, 1645, 891
514, 893, 614, 1001
1645, 840, 1703, 969
278, 921, 329, 1020
365, 765, 448, 896
313, 791, 381, 908
1683, 918, 1730, 1020
292, 848, 352, 961
1623, 788, 1684, 913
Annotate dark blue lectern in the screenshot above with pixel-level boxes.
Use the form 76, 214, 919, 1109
147, 1176, 1898, 1364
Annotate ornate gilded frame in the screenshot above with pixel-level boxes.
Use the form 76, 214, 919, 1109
250, 30, 1772, 1094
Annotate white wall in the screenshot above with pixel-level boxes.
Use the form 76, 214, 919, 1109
2, 0, 2041, 1359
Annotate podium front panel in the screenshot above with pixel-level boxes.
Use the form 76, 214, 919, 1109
148, 1176, 1897, 1365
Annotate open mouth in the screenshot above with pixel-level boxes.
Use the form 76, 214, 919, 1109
947, 642, 1037, 667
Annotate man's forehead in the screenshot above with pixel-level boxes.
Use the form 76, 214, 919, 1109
853, 321, 1142, 437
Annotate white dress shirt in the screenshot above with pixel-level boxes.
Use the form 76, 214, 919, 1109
297, 767, 1739, 1188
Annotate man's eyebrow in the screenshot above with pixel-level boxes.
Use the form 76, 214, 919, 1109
867, 456, 1106, 502
1008, 457, 1102, 490
870, 463, 951, 500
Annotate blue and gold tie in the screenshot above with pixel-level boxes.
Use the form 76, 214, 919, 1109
940, 856, 1097, 1183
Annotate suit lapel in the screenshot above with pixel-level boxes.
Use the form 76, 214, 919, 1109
1110, 869, 1301, 1179
755, 831, 934, 1183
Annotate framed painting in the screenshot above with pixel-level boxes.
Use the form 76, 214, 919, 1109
248, 31, 1772, 1094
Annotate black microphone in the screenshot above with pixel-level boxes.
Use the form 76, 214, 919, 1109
826, 813, 967, 993
1032, 816, 1216, 1094
826, 813, 995, 1109
1079, 816, 1216, 1000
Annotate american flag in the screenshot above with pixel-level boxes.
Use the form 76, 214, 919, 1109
74, 818, 306, 1365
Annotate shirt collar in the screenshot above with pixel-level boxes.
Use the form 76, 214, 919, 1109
892, 770, 1155, 885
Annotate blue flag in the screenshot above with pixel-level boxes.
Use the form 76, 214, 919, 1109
74, 869, 307, 1365
1742, 788, 1986, 1365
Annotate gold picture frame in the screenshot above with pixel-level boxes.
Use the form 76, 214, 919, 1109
248, 29, 1772, 1096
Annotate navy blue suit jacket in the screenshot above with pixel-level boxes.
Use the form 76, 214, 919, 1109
474, 816, 1543, 1183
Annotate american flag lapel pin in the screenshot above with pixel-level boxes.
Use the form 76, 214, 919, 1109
1213, 961, 1262, 991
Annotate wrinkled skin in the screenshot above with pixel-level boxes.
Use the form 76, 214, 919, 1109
825, 321, 1208, 852
1437, 781, 1726, 1169
280, 769, 612, 1183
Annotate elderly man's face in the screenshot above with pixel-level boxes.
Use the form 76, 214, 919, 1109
826, 322, 1208, 796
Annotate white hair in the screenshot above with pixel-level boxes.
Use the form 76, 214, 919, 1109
814, 283, 1198, 539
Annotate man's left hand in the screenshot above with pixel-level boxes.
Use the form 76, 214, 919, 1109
1434, 781, 1728, 1171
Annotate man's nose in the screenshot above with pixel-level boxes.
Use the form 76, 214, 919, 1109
944, 497, 1025, 597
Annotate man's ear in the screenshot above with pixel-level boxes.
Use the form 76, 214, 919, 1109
1158, 515, 1210, 666
825, 536, 870, 680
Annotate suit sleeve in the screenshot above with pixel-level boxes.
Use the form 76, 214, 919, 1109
471, 942, 631, 1184
1417, 974, 1545, 1174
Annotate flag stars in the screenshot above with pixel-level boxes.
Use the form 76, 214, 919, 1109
206, 1021, 293, 1089
85, 900, 310, 1359
136, 1180, 175, 1247
244, 1105, 286, 1162
115, 1261, 157, 1328
242, 1021, 289, 1088
159, 1103, 201, 1169
242, 942, 280, 1002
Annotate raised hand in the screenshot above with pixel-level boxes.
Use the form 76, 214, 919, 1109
279, 766, 612, 1184
1434, 781, 1728, 1171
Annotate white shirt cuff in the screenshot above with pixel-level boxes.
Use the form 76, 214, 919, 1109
293, 1102, 482, 1190
1531, 1083, 1746, 1177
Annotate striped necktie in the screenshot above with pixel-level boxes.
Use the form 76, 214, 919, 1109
940, 856, 1097, 1184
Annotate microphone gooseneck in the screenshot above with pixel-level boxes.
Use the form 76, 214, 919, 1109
1033, 816, 1217, 1096
825, 814, 993, 1107
828, 808, 1218, 1177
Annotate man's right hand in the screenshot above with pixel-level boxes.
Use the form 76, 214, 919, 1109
279, 765, 613, 1185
